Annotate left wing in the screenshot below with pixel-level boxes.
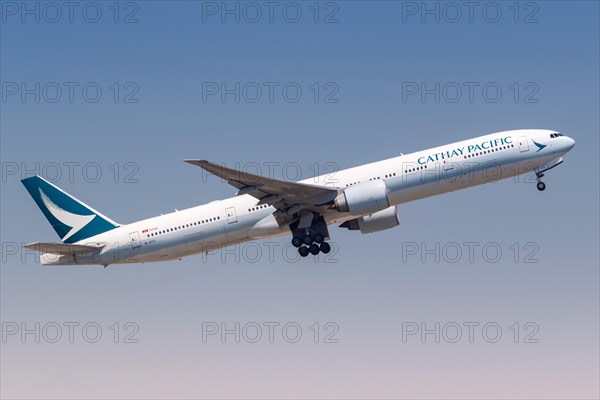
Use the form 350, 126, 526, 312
184, 160, 339, 211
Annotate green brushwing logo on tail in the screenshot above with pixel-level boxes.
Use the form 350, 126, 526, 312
21, 176, 119, 243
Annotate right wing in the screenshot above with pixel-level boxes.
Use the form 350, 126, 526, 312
185, 160, 339, 211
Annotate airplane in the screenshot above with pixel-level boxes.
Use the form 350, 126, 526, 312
21, 129, 575, 266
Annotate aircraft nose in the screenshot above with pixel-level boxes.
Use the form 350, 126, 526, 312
565, 136, 575, 151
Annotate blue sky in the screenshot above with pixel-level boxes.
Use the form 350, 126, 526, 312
1, 1, 599, 398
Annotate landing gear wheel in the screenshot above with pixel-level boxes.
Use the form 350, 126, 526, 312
303, 235, 313, 245
298, 246, 309, 257
309, 243, 320, 255
537, 182, 546, 191
291, 237, 303, 248
319, 242, 331, 254
313, 233, 324, 244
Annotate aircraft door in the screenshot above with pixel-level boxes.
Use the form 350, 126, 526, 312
129, 231, 141, 248
518, 136, 530, 152
225, 207, 238, 224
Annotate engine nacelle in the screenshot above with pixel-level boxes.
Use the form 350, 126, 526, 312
340, 206, 400, 234
334, 179, 390, 215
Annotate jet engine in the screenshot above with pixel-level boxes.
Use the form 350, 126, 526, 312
339, 206, 400, 234
333, 180, 390, 215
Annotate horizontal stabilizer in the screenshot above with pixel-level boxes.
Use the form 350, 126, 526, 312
24, 242, 105, 255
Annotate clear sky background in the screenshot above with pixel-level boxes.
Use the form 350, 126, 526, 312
1, 1, 598, 399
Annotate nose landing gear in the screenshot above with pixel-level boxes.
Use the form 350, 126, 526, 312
536, 172, 546, 191
534, 157, 565, 192
536, 181, 546, 191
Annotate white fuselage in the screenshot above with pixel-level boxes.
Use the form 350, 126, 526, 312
47, 129, 574, 265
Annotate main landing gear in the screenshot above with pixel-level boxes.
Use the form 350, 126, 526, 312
292, 233, 331, 257
290, 215, 331, 257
